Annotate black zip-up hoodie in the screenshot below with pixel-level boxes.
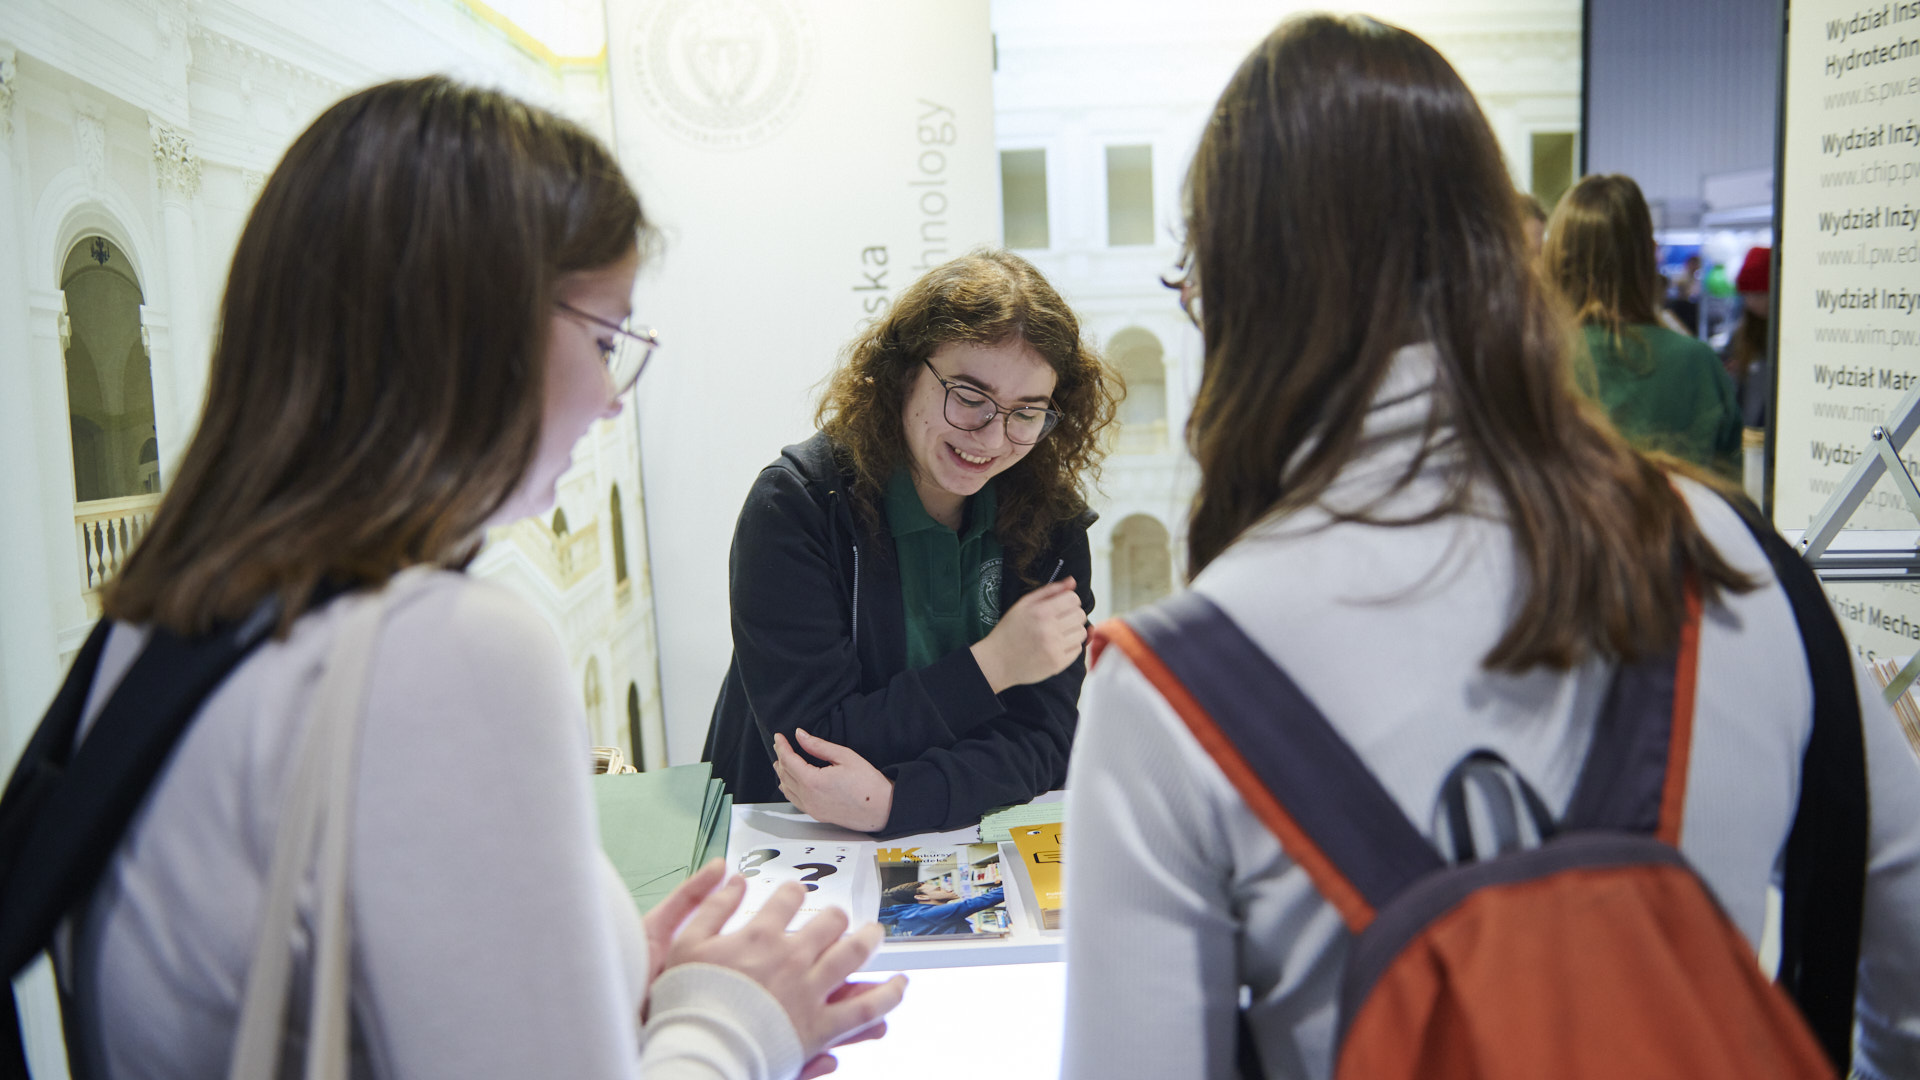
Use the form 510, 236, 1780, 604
702, 432, 1095, 837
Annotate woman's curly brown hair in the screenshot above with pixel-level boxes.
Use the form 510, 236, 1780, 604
817, 249, 1121, 582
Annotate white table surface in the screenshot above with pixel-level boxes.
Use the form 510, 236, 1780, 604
725, 798, 1064, 972
829, 961, 1066, 1078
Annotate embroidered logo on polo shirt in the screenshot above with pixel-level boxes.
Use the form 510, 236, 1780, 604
979, 557, 1004, 627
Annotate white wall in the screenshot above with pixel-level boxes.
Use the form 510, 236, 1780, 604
603, 0, 1002, 762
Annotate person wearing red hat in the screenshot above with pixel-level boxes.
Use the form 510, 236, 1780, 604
1726, 246, 1772, 428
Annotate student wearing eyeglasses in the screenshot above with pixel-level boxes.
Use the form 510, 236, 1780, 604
702, 250, 1121, 835
35, 77, 905, 1080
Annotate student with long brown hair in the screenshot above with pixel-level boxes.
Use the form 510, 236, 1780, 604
703, 250, 1119, 835
40, 77, 902, 1079
1544, 172, 1742, 476
1060, 14, 1920, 1078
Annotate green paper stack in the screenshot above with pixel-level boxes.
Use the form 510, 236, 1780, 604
978, 799, 1065, 844
593, 763, 731, 913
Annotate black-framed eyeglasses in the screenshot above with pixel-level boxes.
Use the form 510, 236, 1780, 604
555, 301, 659, 399
922, 358, 1061, 445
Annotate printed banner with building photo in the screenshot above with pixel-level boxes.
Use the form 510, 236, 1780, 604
874, 843, 1010, 940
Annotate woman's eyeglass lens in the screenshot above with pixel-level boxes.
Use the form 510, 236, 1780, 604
601, 328, 657, 399
929, 368, 1060, 445
557, 301, 658, 399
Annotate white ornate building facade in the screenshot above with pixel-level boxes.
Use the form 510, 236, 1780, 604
1, 2, 673, 1068
991, 0, 1583, 619
0, 0, 667, 780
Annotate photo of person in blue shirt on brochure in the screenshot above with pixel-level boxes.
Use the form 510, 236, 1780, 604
877, 880, 1008, 939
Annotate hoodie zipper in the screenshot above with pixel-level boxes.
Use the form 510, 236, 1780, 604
851, 543, 861, 652
1046, 558, 1065, 584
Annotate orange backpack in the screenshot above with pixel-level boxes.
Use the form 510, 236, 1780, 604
1093, 529, 1864, 1079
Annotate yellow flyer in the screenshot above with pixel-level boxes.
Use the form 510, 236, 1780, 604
1009, 823, 1063, 930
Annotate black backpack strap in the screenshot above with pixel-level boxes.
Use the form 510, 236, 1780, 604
0, 599, 281, 1078
0, 620, 113, 873
1099, 590, 1443, 929
1728, 497, 1866, 1073
0, 619, 112, 1080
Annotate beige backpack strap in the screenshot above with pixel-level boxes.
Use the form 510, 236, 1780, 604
228, 568, 434, 1080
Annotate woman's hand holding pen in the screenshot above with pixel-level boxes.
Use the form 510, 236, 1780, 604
969, 577, 1087, 694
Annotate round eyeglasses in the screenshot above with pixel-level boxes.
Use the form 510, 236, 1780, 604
922, 358, 1061, 445
555, 301, 659, 399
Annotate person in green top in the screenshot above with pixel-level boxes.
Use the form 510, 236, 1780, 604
703, 251, 1123, 835
1543, 173, 1742, 478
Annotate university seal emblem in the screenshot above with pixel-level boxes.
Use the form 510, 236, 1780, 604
627, 0, 812, 149
978, 557, 1004, 628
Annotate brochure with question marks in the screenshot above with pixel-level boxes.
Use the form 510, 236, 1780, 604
721, 817, 873, 933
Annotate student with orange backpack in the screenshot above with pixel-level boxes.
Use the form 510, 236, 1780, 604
1060, 14, 1920, 1080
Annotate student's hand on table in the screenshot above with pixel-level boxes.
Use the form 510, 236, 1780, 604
799, 983, 893, 1078
641, 857, 727, 987
773, 729, 894, 832
662, 876, 908, 1064
969, 577, 1087, 694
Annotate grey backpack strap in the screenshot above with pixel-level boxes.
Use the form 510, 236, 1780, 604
1434, 750, 1558, 864
1119, 591, 1443, 920
1559, 610, 1694, 839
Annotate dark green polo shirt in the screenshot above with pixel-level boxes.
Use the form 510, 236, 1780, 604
1577, 323, 1742, 477
885, 468, 1005, 670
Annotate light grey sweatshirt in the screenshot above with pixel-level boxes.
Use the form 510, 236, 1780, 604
57, 572, 802, 1080
1062, 345, 1920, 1080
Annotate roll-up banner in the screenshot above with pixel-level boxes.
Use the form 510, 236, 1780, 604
1778, 0, 1920, 657
601, 0, 999, 759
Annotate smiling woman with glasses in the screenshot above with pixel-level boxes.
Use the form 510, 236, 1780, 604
702, 249, 1122, 835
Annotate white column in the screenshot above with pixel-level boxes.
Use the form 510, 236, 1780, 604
0, 46, 61, 764
0, 46, 81, 1080
149, 117, 202, 472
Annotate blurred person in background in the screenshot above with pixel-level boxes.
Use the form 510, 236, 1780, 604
1724, 246, 1773, 429
1667, 253, 1704, 338
1544, 173, 1742, 477
1518, 192, 1548, 259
